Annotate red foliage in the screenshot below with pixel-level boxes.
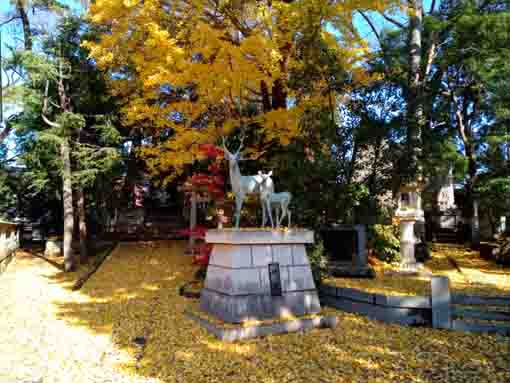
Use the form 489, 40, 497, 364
176, 225, 208, 239
181, 143, 226, 265
198, 144, 224, 159
192, 243, 212, 265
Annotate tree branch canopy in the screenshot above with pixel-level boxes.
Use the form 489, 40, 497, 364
84, 0, 389, 182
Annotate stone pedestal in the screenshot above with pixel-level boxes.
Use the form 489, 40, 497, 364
201, 229, 321, 323
45, 239, 63, 257
399, 220, 419, 268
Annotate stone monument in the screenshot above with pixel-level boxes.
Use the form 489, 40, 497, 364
191, 137, 331, 339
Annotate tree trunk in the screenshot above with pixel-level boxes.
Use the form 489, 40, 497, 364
260, 81, 271, 113
62, 138, 75, 272
406, 0, 424, 181
346, 136, 359, 185
77, 187, 88, 263
368, 136, 383, 195
457, 102, 480, 248
271, 79, 287, 110
16, 0, 32, 51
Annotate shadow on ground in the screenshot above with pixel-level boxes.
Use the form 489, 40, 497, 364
328, 243, 510, 297
39, 240, 510, 383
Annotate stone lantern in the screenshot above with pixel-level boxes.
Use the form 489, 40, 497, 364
395, 183, 425, 269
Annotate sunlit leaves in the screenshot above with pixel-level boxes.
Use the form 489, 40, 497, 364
84, 0, 391, 182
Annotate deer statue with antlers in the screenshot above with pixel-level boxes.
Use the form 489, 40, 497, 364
222, 137, 274, 228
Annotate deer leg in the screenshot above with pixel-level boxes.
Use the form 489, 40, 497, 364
235, 195, 244, 228
279, 203, 286, 228
261, 197, 266, 227
267, 199, 274, 228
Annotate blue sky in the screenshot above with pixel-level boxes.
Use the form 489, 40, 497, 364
0, 0, 435, 54
0, 0, 83, 52
0, 0, 435, 117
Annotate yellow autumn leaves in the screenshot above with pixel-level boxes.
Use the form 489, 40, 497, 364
327, 243, 510, 297
83, 0, 392, 182
4, 241, 508, 383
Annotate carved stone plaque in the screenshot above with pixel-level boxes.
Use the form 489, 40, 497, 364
268, 262, 282, 297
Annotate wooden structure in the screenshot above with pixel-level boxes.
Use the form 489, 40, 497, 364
178, 182, 213, 253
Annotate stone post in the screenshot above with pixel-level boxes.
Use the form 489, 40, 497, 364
431, 276, 452, 329
400, 219, 418, 267
497, 216, 506, 235
354, 224, 367, 269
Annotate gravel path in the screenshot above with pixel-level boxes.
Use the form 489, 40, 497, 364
0, 250, 158, 383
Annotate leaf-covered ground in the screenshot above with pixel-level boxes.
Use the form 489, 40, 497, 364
1, 241, 509, 383
326, 243, 510, 297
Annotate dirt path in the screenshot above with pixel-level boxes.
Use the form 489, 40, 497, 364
0, 249, 157, 383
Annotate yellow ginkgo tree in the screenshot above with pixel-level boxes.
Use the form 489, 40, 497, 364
85, 0, 393, 183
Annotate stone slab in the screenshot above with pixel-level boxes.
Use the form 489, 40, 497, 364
451, 320, 510, 335
291, 244, 310, 265
287, 266, 315, 291
252, 245, 273, 267
337, 287, 374, 304
272, 245, 293, 266
206, 229, 314, 244
321, 296, 429, 326
200, 288, 321, 323
209, 244, 252, 268
374, 294, 431, 309
431, 276, 452, 329
451, 294, 510, 306
186, 310, 338, 342
452, 307, 510, 321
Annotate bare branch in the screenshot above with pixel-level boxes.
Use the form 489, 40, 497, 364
235, 134, 245, 156
0, 16, 21, 27
221, 136, 232, 156
358, 11, 382, 45
424, 32, 437, 79
42, 113, 61, 128
0, 153, 20, 164
380, 12, 405, 29
0, 124, 13, 143
429, 0, 437, 14
42, 79, 61, 128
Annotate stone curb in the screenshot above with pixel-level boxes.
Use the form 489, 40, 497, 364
185, 310, 338, 342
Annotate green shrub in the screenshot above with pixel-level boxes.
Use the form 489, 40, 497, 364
307, 239, 330, 286
368, 224, 400, 263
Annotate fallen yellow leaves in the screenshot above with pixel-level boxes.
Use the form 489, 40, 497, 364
0, 242, 509, 383
327, 243, 510, 297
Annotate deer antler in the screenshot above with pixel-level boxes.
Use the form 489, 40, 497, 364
235, 134, 245, 156
221, 136, 232, 156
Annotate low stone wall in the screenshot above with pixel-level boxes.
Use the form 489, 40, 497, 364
319, 284, 432, 326
320, 276, 510, 335
0, 221, 19, 275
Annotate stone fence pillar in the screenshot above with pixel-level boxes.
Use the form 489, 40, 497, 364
431, 276, 452, 329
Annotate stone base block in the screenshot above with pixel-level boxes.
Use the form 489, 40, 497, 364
200, 288, 321, 323
329, 264, 375, 279
186, 310, 338, 342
